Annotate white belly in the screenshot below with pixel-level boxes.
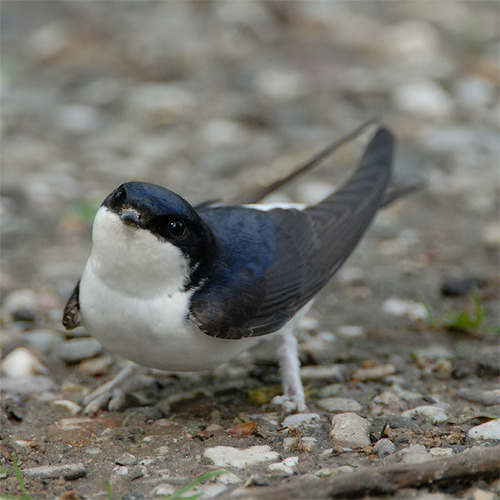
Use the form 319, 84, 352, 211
79, 262, 256, 371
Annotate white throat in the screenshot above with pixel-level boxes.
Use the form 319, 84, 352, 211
89, 206, 190, 297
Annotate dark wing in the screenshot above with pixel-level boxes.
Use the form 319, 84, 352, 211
190, 127, 394, 339
62, 282, 82, 329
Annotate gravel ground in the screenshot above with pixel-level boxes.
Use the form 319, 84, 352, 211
1, 1, 499, 499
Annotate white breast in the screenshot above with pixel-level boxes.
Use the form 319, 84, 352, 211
79, 207, 255, 371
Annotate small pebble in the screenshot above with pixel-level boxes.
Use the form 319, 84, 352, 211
317, 397, 362, 413
352, 363, 396, 381
23, 463, 85, 480
1, 347, 46, 377
396, 444, 430, 464
52, 400, 81, 415
203, 445, 279, 469
468, 419, 500, 441
25, 329, 62, 354
429, 447, 454, 458
373, 438, 396, 457
0, 375, 57, 395
268, 457, 298, 477
217, 472, 241, 485
467, 487, 497, 500
283, 436, 317, 452
57, 104, 102, 135
152, 483, 176, 497
116, 452, 138, 466
57, 338, 103, 364
78, 356, 113, 376
317, 384, 342, 398
3, 289, 39, 322
382, 298, 427, 320
329, 413, 371, 449
392, 79, 453, 118
457, 388, 500, 406
337, 325, 365, 338
372, 390, 404, 409
402, 405, 449, 424
300, 365, 345, 381
282, 412, 322, 429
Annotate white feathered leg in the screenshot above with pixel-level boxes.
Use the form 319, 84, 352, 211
271, 302, 312, 414
83, 361, 141, 415
275, 327, 306, 413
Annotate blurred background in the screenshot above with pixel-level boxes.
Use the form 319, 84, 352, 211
1, 0, 498, 309
1, 4, 499, 497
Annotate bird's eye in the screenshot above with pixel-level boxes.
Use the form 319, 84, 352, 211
111, 186, 126, 208
168, 219, 186, 238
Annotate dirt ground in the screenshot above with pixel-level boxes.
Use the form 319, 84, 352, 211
1, 2, 499, 499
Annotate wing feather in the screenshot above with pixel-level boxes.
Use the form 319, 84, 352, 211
190, 127, 395, 339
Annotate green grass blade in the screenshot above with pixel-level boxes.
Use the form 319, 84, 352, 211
163, 470, 228, 500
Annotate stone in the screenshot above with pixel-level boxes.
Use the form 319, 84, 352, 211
57, 338, 103, 364
217, 472, 241, 485
0, 375, 57, 395
52, 400, 81, 415
57, 104, 102, 135
23, 463, 85, 480
25, 329, 62, 354
203, 445, 279, 469
1, 347, 46, 378
337, 325, 365, 338
373, 438, 396, 457
392, 79, 453, 118
329, 413, 371, 449
318, 397, 362, 413
268, 457, 298, 477
300, 365, 345, 381
468, 420, 500, 441
3, 289, 39, 322
282, 412, 322, 429
352, 363, 397, 381
116, 453, 138, 466
457, 388, 500, 406
152, 484, 176, 497
382, 298, 427, 320
78, 356, 113, 376
402, 405, 449, 424
396, 444, 429, 464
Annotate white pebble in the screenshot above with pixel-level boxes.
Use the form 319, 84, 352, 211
468, 419, 500, 441
382, 298, 427, 320
267, 462, 294, 477
429, 447, 454, 458
282, 412, 322, 429
217, 472, 241, 485
392, 79, 453, 118
318, 397, 362, 413
1, 347, 46, 377
337, 325, 365, 338
402, 405, 449, 424
152, 483, 176, 497
330, 413, 371, 449
57, 105, 102, 134
397, 444, 430, 464
52, 400, 81, 415
203, 445, 279, 469
254, 68, 309, 101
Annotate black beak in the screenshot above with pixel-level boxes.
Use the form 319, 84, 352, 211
120, 208, 143, 227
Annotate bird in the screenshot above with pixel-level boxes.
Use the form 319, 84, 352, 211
63, 124, 413, 415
